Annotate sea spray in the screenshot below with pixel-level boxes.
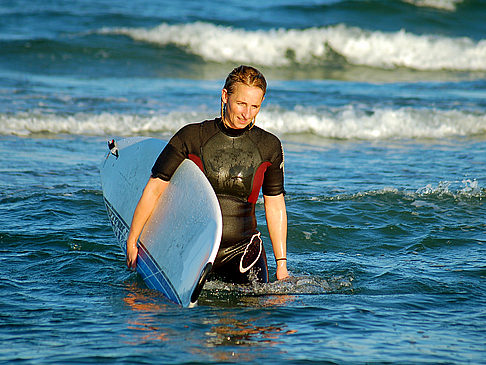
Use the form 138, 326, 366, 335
202, 275, 353, 300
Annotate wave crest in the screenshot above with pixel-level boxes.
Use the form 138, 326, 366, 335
99, 22, 486, 71
2, 106, 485, 139
402, 0, 463, 11
312, 179, 486, 202
259, 106, 486, 139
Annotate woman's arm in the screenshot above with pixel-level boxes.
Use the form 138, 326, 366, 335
126, 177, 169, 269
263, 193, 289, 280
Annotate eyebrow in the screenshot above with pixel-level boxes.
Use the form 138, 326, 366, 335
237, 100, 261, 107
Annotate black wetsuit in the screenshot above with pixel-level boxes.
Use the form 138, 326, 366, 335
151, 118, 285, 283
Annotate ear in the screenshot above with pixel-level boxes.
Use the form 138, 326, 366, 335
221, 88, 229, 104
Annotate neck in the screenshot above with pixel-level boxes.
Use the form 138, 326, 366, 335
217, 117, 250, 137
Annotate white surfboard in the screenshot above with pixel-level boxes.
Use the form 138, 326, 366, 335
100, 137, 222, 307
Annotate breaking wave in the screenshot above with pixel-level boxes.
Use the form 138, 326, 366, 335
98, 22, 486, 71
2, 106, 485, 140
402, 0, 463, 11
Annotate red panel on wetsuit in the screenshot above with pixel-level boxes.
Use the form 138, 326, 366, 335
188, 154, 204, 173
248, 162, 271, 204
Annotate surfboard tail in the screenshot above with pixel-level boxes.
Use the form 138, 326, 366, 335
190, 262, 213, 305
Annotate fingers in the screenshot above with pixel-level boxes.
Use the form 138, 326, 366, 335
126, 256, 137, 270
126, 245, 138, 270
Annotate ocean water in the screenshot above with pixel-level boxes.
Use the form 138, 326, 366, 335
1, 0, 485, 363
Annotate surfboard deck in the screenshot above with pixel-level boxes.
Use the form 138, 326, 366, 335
100, 137, 222, 307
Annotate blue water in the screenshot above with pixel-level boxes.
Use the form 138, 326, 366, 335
1, 0, 485, 363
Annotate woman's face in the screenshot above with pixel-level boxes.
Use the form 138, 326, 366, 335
221, 83, 265, 129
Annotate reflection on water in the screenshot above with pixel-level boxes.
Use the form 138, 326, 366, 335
120, 282, 298, 361
121, 284, 170, 344
193, 312, 298, 362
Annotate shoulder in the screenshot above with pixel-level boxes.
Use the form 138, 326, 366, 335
248, 125, 284, 164
173, 119, 216, 139
175, 121, 200, 136
249, 125, 282, 148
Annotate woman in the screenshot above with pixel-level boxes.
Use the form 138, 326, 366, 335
126, 65, 289, 283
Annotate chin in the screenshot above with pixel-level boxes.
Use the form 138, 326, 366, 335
237, 121, 251, 129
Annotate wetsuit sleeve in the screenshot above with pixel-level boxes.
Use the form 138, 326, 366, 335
262, 139, 285, 196
151, 127, 190, 181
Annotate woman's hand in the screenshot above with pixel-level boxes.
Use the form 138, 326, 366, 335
276, 261, 289, 280
126, 243, 138, 270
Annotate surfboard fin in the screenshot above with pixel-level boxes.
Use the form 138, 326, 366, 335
190, 262, 213, 305
108, 139, 119, 158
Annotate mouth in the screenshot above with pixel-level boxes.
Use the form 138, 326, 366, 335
238, 117, 251, 124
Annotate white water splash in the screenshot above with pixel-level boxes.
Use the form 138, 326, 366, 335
416, 179, 484, 199
98, 22, 486, 71
402, 0, 463, 11
2, 106, 485, 139
203, 275, 353, 297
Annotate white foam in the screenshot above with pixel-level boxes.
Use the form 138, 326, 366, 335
0, 111, 209, 137
258, 106, 486, 139
324, 180, 485, 202
98, 22, 486, 71
415, 179, 484, 199
2, 106, 484, 140
202, 275, 353, 296
402, 0, 463, 11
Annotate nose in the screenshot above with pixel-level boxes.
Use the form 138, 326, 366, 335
242, 105, 251, 119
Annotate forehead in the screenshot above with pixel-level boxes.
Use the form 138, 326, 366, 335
229, 83, 265, 103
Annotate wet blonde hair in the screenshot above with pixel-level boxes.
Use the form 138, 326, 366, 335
223, 65, 267, 96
